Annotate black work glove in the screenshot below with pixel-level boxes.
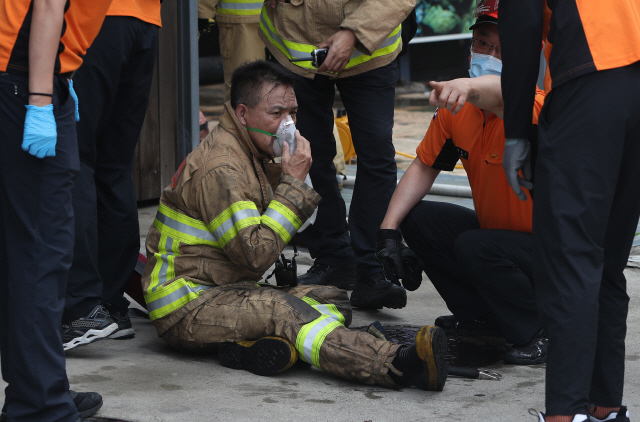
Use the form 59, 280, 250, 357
375, 229, 423, 291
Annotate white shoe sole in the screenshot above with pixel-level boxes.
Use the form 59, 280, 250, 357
63, 323, 118, 351
109, 328, 135, 339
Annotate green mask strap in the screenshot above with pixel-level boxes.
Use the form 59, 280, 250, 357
246, 127, 278, 138
246, 127, 281, 149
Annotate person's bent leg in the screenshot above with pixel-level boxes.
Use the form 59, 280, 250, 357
0, 75, 80, 422
401, 201, 487, 320
454, 229, 539, 345
162, 283, 400, 387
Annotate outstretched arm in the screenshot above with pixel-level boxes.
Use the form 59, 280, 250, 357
429, 75, 504, 118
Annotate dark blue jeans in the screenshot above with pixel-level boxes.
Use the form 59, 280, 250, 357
0, 73, 80, 422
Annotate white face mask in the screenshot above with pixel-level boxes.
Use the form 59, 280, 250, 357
468, 51, 502, 78
272, 115, 297, 157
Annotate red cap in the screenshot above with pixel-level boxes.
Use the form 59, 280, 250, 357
469, 0, 499, 30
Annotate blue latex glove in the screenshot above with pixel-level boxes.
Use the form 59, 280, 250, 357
68, 79, 79, 121
22, 104, 57, 158
503, 138, 534, 201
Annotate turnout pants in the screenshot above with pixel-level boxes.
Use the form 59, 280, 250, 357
0, 74, 80, 422
401, 201, 540, 345
290, 62, 399, 276
162, 283, 400, 388
64, 16, 158, 320
218, 21, 265, 101
534, 62, 640, 416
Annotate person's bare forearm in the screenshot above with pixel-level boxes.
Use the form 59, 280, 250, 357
380, 158, 440, 230
28, 0, 66, 106
466, 75, 504, 118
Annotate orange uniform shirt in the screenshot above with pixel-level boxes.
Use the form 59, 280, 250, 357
0, 0, 112, 75
107, 0, 162, 27
416, 90, 545, 233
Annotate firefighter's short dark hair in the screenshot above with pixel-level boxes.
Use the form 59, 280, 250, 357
231, 60, 297, 109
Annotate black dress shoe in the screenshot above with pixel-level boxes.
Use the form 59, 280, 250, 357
503, 331, 548, 365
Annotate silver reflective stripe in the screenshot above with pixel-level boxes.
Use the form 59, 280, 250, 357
146, 283, 213, 313
219, 1, 263, 10
153, 237, 173, 292
263, 207, 297, 238
349, 29, 402, 60
313, 304, 344, 324
156, 211, 215, 242
212, 208, 261, 240
260, 13, 311, 60
301, 316, 336, 364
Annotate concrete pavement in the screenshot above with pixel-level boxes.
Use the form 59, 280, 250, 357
5, 184, 637, 422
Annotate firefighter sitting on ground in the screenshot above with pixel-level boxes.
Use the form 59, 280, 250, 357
141, 60, 448, 391
374, 3, 549, 365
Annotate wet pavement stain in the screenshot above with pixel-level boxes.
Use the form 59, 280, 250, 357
160, 384, 181, 391
68, 374, 112, 384
263, 398, 278, 403
100, 366, 117, 371
305, 399, 335, 404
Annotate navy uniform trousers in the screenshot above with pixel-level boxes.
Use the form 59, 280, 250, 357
64, 16, 158, 321
534, 61, 640, 416
287, 61, 399, 277
401, 200, 541, 345
0, 74, 80, 422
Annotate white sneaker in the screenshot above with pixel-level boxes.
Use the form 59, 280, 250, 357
588, 406, 630, 422
531, 409, 588, 422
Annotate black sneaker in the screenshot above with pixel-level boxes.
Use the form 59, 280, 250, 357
503, 331, 548, 365
350, 272, 407, 309
389, 325, 449, 391
69, 390, 102, 418
218, 336, 298, 376
107, 308, 135, 340
297, 262, 357, 290
62, 304, 118, 351
434, 314, 502, 337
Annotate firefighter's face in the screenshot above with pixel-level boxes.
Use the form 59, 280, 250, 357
239, 83, 298, 156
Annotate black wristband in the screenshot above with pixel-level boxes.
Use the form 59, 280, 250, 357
377, 229, 402, 241
29, 92, 53, 97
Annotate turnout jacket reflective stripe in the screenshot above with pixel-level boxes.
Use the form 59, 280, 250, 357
499, 0, 640, 138
141, 102, 321, 334
197, 0, 261, 23
259, 0, 415, 79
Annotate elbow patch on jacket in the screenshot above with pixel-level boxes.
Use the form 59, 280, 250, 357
431, 138, 458, 171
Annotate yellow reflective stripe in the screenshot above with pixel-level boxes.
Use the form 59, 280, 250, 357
301, 296, 345, 325
262, 200, 301, 244
148, 234, 180, 295
154, 204, 218, 247
218, 0, 263, 15
260, 8, 316, 69
295, 314, 342, 367
145, 278, 212, 320
261, 7, 401, 70
208, 201, 261, 247
344, 25, 402, 69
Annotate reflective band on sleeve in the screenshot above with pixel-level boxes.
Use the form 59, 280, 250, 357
207, 201, 261, 248
145, 278, 212, 320
218, 0, 263, 15
301, 296, 345, 325
154, 204, 218, 247
262, 200, 302, 243
260, 7, 402, 71
295, 315, 342, 368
